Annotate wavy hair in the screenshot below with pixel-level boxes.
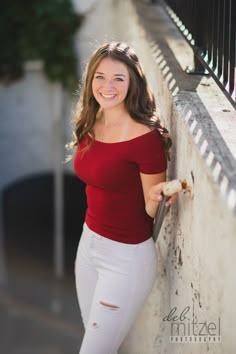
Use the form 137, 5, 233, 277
67, 41, 172, 158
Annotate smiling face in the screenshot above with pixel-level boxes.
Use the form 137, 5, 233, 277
92, 57, 130, 111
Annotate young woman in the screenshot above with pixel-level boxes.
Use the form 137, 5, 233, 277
71, 41, 176, 354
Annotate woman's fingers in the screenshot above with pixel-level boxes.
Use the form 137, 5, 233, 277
149, 182, 166, 201
165, 194, 177, 206
149, 191, 163, 202
149, 181, 178, 205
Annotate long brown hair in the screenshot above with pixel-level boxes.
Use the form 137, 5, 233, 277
68, 41, 171, 157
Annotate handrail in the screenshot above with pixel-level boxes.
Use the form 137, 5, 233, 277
160, 0, 235, 109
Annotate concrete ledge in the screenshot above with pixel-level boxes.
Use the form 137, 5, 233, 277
134, 0, 236, 213
174, 91, 236, 212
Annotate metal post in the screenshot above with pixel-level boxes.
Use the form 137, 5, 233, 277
0, 190, 7, 288
52, 83, 65, 279
185, 0, 207, 75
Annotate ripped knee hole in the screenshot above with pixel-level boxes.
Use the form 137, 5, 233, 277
91, 302, 120, 328
99, 301, 120, 310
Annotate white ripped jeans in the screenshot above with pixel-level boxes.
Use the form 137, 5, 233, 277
74, 223, 158, 354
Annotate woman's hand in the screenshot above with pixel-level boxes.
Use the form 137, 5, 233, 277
149, 181, 178, 206
145, 181, 178, 218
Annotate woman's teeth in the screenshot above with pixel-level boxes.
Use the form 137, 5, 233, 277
100, 93, 116, 98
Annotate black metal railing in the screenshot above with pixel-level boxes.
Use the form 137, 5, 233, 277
160, 0, 236, 108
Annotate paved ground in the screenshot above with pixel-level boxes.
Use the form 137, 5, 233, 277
0, 255, 84, 354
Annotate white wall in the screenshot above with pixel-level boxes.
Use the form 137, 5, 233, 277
0, 62, 75, 191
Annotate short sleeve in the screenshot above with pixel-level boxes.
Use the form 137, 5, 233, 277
134, 130, 167, 174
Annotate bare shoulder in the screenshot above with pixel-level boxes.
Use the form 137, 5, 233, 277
129, 122, 153, 139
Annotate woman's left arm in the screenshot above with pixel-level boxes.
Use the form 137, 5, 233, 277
140, 171, 177, 218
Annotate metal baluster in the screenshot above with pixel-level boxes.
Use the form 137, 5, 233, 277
229, 0, 235, 99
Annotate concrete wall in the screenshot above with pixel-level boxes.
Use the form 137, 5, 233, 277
73, 0, 236, 353
0, 61, 74, 191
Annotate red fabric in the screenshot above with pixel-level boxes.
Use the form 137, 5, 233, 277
74, 129, 167, 244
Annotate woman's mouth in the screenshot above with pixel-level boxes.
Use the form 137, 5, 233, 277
100, 93, 116, 99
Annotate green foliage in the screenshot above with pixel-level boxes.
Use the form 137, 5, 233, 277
0, 0, 83, 90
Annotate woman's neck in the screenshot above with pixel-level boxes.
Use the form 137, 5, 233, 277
98, 106, 131, 127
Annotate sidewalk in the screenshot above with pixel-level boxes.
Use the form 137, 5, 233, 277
0, 255, 84, 354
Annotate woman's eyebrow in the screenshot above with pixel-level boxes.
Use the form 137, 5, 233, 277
94, 71, 126, 77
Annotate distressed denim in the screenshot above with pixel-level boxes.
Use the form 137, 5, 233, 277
75, 223, 157, 354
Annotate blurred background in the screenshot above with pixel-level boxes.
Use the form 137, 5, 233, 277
0, 0, 86, 353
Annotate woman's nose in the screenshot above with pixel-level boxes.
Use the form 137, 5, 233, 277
103, 79, 113, 89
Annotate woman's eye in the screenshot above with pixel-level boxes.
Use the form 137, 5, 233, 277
95, 75, 104, 79
115, 77, 124, 82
